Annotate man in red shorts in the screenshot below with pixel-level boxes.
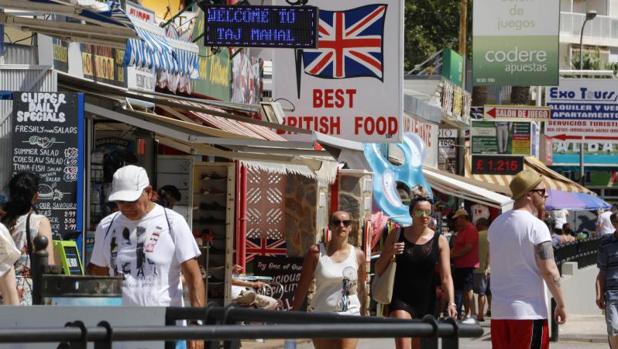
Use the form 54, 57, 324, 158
488, 170, 567, 349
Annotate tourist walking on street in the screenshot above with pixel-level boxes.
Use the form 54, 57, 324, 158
88, 165, 205, 349
489, 170, 567, 349
1, 172, 54, 305
595, 212, 618, 348
450, 208, 479, 322
375, 187, 457, 349
0, 222, 20, 305
473, 218, 491, 322
292, 210, 367, 349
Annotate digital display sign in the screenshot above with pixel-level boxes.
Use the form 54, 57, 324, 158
200, 5, 319, 48
471, 155, 524, 175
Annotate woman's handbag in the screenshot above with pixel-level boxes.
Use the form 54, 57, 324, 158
371, 228, 401, 304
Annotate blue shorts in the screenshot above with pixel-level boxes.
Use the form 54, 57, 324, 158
606, 297, 618, 336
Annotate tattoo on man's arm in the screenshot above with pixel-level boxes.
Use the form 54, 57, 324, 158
535, 241, 554, 260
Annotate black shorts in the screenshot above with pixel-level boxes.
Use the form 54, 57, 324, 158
473, 273, 491, 295
453, 268, 475, 292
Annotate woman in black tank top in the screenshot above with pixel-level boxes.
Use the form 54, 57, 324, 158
374, 190, 457, 349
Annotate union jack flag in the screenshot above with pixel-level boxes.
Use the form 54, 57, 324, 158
303, 4, 387, 80
245, 238, 287, 263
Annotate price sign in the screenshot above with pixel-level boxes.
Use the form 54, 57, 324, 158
471, 155, 523, 175
200, 5, 319, 48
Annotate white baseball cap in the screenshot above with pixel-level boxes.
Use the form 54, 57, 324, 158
108, 165, 150, 202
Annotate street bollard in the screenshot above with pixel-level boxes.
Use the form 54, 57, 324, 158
31, 235, 49, 305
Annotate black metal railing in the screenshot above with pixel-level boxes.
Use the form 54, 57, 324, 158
0, 305, 483, 349
554, 236, 603, 273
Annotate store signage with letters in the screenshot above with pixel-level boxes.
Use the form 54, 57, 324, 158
192, 10, 232, 101
273, 0, 403, 143
199, 5, 319, 48
483, 105, 550, 122
472, 0, 559, 86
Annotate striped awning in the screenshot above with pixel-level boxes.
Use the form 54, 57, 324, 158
124, 17, 198, 77
465, 154, 592, 195
174, 100, 287, 142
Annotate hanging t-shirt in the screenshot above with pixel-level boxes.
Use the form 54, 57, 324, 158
551, 209, 569, 230
90, 204, 200, 307
488, 209, 551, 319
598, 211, 615, 235
471, 204, 490, 225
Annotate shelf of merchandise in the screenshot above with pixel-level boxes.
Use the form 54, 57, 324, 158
193, 162, 235, 305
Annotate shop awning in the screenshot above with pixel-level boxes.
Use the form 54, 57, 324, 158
126, 18, 199, 77
465, 154, 591, 195
58, 72, 309, 135
423, 166, 513, 211
0, 0, 137, 48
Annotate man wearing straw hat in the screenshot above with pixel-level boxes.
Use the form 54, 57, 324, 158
488, 170, 567, 349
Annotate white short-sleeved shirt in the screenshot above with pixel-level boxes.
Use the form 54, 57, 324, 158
488, 209, 551, 320
598, 211, 615, 235
90, 204, 200, 306
551, 209, 569, 230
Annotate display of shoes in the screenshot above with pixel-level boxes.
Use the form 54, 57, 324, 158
201, 172, 226, 180
199, 202, 226, 211
197, 216, 226, 225
200, 187, 226, 195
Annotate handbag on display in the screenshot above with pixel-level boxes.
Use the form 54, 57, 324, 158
371, 227, 401, 304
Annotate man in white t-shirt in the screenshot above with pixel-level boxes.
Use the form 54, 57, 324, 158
598, 207, 618, 236
88, 165, 205, 349
488, 170, 567, 349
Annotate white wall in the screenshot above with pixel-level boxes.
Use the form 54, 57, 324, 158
561, 264, 601, 315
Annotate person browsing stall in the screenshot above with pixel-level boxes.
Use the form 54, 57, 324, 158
88, 165, 205, 349
292, 211, 367, 349
375, 187, 457, 349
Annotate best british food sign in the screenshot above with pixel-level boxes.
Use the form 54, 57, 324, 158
472, 0, 559, 86
272, 0, 404, 143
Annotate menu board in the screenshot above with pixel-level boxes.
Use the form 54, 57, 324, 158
12, 92, 84, 238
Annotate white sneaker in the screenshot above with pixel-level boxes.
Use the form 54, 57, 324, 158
462, 316, 477, 324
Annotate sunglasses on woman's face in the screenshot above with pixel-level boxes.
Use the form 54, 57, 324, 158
331, 219, 352, 227
413, 209, 432, 218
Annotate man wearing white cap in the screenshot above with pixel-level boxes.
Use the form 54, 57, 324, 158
88, 165, 204, 349
489, 170, 566, 349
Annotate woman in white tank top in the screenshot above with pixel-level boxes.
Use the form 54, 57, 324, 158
292, 211, 367, 349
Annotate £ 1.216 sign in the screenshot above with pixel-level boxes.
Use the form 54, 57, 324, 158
272, 0, 404, 143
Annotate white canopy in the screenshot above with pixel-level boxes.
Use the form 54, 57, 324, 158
424, 167, 513, 212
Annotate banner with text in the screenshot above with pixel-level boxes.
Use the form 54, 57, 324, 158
545, 79, 618, 139
439, 128, 458, 174
472, 0, 559, 86
273, 0, 404, 143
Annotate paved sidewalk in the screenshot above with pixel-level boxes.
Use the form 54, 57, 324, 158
239, 314, 608, 348
558, 314, 607, 343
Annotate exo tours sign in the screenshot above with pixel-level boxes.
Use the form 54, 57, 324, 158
472, 0, 559, 86
273, 0, 403, 143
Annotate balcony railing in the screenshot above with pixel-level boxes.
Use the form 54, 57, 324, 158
561, 12, 618, 43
